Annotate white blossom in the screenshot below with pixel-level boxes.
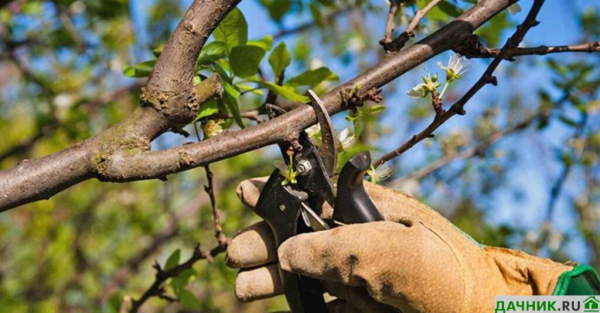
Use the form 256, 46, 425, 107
406, 72, 440, 98
337, 128, 357, 150
508, 3, 522, 14
438, 53, 469, 82
367, 165, 391, 184
407, 83, 428, 98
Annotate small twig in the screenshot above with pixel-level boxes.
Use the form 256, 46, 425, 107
129, 244, 226, 313
382, 0, 444, 52
54, 2, 86, 53
392, 110, 545, 184
119, 296, 131, 313
457, 40, 600, 59
203, 164, 229, 248
531, 111, 588, 254
379, 0, 403, 48
374, 0, 546, 168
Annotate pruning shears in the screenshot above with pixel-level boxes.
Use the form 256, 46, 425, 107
254, 90, 384, 313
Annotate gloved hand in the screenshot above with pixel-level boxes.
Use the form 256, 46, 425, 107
226, 177, 572, 313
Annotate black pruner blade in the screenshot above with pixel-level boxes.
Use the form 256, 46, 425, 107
253, 171, 329, 313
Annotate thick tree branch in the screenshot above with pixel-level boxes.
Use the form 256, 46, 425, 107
0, 0, 516, 210
146, 0, 241, 93
0, 0, 232, 211
374, 0, 545, 168
99, 0, 518, 182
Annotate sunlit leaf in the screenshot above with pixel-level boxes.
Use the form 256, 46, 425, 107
253, 80, 308, 102
269, 42, 291, 78
223, 81, 244, 128
286, 67, 337, 87
197, 41, 228, 66
175, 288, 202, 309
230, 45, 266, 78
171, 268, 196, 290
213, 8, 248, 50
164, 249, 181, 271
193, 99, 220, 122
248, 35, 273, 51
259, 0, 292, 22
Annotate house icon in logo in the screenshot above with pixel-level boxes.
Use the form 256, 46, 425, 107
584, 296, 600, 313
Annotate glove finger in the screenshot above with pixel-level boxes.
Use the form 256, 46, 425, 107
324, 282, 398, 313
236, 177, 268, 209
226, 221, 278, 268
278, 220, 465, 311
235, 263, 284, 302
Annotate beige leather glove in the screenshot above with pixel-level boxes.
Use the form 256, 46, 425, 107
227, 177, 572, 313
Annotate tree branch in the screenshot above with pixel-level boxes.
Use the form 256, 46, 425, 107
203, 165, 229, 247
0, 0, 517, 211
457, 40, 600, 58
374, 0, 545, 168
392, 110, 545, 184
379, 0, 403, 48
98, 0, 518, 181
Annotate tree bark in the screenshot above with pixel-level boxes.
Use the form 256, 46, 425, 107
0, 0, 516, 211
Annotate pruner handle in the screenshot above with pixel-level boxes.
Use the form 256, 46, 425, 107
334, 152, 384, 223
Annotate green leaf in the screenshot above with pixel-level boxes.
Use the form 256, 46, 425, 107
254, 81, 308, 102
286, 67, 337, 87
213, 8, 248, 50
123, 60, 155, 77
22, 2, 43, 15
259, 0, 292, 22
193, 75, 201, 86
164, 249, 180, 271
223, 82, 245, 128
171, 269, 196, 290
230, 46, 266, 78
176, 288, 202, 309
269, 42, 291, 78
437, 2, 462, 18
248, 35, 273, 51
236, 83, 265, 95
369, 105, 386, 114
153, 45, 165, 58
197, 41, 228, 66
193, 99, 219, 122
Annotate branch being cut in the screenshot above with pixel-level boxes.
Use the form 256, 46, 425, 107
374, 0, 546, 168
0, 0, 517, 211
